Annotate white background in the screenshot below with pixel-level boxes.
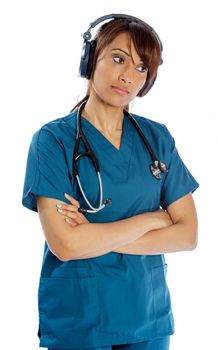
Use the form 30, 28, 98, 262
0, 0, 217, 349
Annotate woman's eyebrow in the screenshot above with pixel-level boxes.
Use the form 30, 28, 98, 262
111, 48, 130, 56
111, 48, 144, 64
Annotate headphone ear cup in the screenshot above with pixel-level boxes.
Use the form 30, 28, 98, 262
79, 40, 96, 79
145, 74, 157, 94
137, 74, 157, 97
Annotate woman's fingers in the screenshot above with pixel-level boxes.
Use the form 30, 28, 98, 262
56, 194, 89, 225
57, 203, 78, 213
57, 208, 81, 221
65, 217, 78, 226
64, 193, 80, 208
56, 203, 89, 225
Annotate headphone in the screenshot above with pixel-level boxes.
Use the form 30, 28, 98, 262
78, 13, 163, 95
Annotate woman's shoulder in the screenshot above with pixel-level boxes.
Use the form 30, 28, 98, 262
39, 110, 77, 134
131, 113, 173, 141
31, 111, 77, 145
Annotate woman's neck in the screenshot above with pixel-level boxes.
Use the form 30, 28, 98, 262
82, 94, 124, 135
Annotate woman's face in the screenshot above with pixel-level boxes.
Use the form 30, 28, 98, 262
90, 32, 148, 107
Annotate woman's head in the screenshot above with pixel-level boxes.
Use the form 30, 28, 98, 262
89, 17, 162, 98
72, 16, 162, 111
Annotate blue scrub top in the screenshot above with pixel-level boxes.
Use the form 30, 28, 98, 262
22, 111, 199, 349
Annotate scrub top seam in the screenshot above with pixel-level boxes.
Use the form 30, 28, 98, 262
161, 182, 199, 208
124, 116, 135, 178
30, 129, 41, 196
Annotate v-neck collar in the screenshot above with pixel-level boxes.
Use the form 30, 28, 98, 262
81, 114, 127, 152
80, 112, 134, 166
81, 113, 125, 152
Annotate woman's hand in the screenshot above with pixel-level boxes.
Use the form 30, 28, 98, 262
146, 208, 173, 231
56, 193, 89, 226
155, 208, 173, 228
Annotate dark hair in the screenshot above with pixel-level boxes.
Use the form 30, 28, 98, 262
71, 17, 162, 112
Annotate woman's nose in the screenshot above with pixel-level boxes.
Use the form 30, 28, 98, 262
119, 68, 133, 84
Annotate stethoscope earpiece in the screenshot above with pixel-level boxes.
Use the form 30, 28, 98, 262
104, 198, 112, 206
78, 198, 112, 213
78, 207, 86, 213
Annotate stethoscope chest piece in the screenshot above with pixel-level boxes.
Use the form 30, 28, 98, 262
150, 160, 168, 180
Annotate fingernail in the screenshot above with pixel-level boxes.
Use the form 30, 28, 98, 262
64, 193, 69, 198
58, 209, 63, 213
56, 204, 62, 208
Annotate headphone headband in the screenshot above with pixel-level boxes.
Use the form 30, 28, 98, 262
82, 13, 163, 51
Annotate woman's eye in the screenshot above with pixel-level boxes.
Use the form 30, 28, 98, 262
136, 65, 147, 73
113, 56, 124, 64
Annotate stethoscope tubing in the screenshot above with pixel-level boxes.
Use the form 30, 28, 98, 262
73, 99, 168, 213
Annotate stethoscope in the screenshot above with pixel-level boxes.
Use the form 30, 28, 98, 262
73, 99, 168, 213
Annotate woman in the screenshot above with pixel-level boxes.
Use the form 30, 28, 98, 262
22, 14, 199, 350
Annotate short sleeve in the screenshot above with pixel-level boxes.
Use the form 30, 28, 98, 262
22, 127, 74, 212
160, 127, 199, 209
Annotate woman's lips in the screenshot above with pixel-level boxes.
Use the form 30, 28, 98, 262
111, 86, 130, 95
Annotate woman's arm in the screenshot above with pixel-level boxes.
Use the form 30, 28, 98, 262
37, 195, 172, 261
113, 193, 198, 255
